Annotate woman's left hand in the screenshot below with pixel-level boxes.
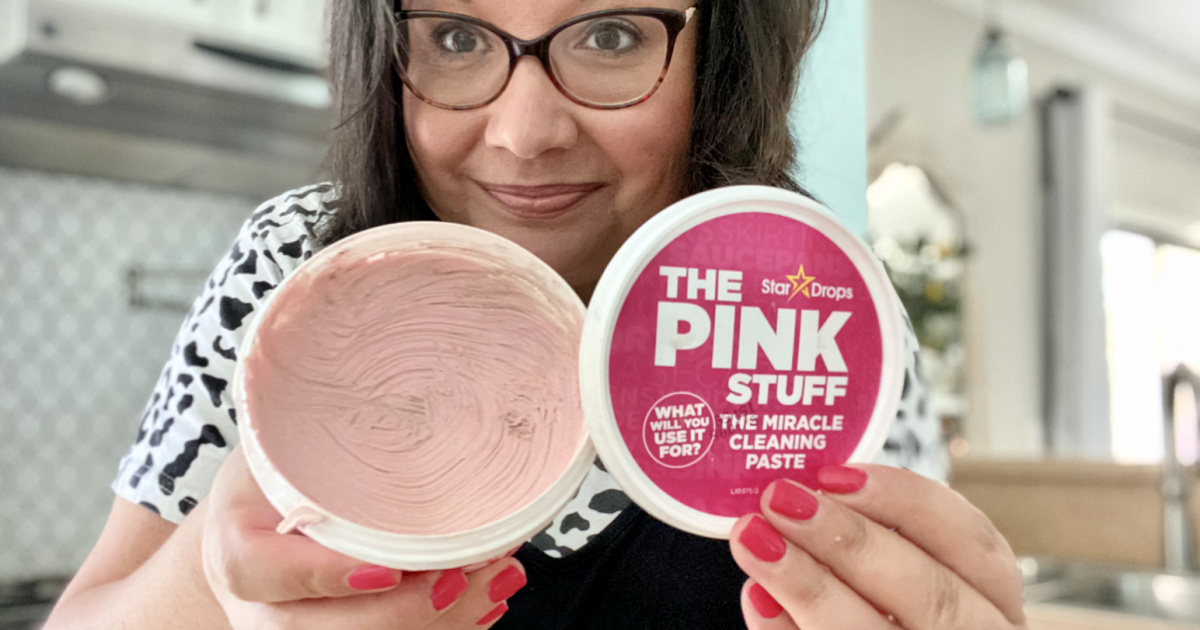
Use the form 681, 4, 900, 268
729, 464, 1027, 630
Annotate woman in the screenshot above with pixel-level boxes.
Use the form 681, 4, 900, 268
45, 0, 1025, 628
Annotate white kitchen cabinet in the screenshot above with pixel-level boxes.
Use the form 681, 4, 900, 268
53, 0, 220, 29
44, 0, 329, 68
210, 0, 328, 67
227, 0, 328, 47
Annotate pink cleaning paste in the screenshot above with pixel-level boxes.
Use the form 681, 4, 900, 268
242, 230, 586, 536
607, 211, 884, 517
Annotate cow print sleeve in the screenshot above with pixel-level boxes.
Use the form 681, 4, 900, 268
871, 313, 948, 482
112, 184, 337, 523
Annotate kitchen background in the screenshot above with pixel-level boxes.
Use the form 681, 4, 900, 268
1, 0, 1199, 628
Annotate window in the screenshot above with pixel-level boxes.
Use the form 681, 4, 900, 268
1101, 229, 1200, 464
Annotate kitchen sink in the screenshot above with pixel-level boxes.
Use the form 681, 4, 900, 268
1019, 556, 1073, 586
1043, 572, 1200, 623
1021, 557, 1200, 624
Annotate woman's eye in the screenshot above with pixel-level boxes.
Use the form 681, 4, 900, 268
437, 26, 481, 53
582, 23, 640, 53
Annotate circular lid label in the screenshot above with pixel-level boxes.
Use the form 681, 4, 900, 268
607, 211, 884, 518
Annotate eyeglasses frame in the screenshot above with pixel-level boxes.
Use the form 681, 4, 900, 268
393, 6, 698, 110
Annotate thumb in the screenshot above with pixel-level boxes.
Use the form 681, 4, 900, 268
222, 525, 402, 603
205, 446, 402, 603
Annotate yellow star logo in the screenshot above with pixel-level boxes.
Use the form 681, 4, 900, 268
786, 264, 815, 302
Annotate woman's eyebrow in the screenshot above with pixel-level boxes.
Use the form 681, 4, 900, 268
409, 0, 612, 13
425, 0, 602, 5
406, 0, 470, 9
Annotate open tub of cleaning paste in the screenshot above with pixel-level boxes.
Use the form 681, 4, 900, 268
580, 185, 905, 539
232, 222, 594, 571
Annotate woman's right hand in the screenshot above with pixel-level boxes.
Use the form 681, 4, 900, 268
201, 445, 525, 629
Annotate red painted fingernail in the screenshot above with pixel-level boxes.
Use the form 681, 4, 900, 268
770, 480, 820, 520
738, 515, 786, 562
748, 582, 784, 619
347, 565, 398, 591
818, 465, 868, 494
477, 601, 508, 625
488, 566, 527, 602
430, 568, 468, 611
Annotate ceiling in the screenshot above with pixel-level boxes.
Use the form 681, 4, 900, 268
929, 0, 1200, 108
1030, 0, 1200, 73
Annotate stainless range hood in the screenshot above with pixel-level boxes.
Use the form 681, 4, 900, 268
0, 0, 335, 198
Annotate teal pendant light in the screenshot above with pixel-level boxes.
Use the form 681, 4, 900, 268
972, 1, 1029, 125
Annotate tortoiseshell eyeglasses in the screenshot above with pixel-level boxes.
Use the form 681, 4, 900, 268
393, 6, 698, 110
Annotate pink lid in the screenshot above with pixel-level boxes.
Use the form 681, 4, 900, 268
580, 186, 903, 538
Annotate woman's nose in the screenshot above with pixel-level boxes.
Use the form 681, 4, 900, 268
484, 56, 579, 159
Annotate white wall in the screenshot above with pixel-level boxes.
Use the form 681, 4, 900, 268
867, 0, 1200, 457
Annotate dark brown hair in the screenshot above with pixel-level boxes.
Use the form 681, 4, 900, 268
317, 0, 826, 246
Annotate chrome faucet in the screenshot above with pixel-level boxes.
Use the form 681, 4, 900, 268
1163, 364, 1197, 572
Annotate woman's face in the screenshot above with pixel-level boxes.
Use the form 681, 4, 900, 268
402, 0, 697, 300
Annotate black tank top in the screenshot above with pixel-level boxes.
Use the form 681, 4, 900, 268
497, 506, 748, 629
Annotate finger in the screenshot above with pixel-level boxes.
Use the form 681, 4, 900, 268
278, 557, 525, 629
232, 530, 406, 602
731, 515, 903, 630
741, 579, 801, 630
207, 449, 402, 602
445, 558, 526, 628
816, 464, 1024, 624
269, 569, 442, 629
760, 480, 1013, 630
461, 545, 522, 573
214, 445, 296, 530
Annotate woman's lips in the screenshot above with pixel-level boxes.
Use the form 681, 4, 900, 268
479, 183, 603, 218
